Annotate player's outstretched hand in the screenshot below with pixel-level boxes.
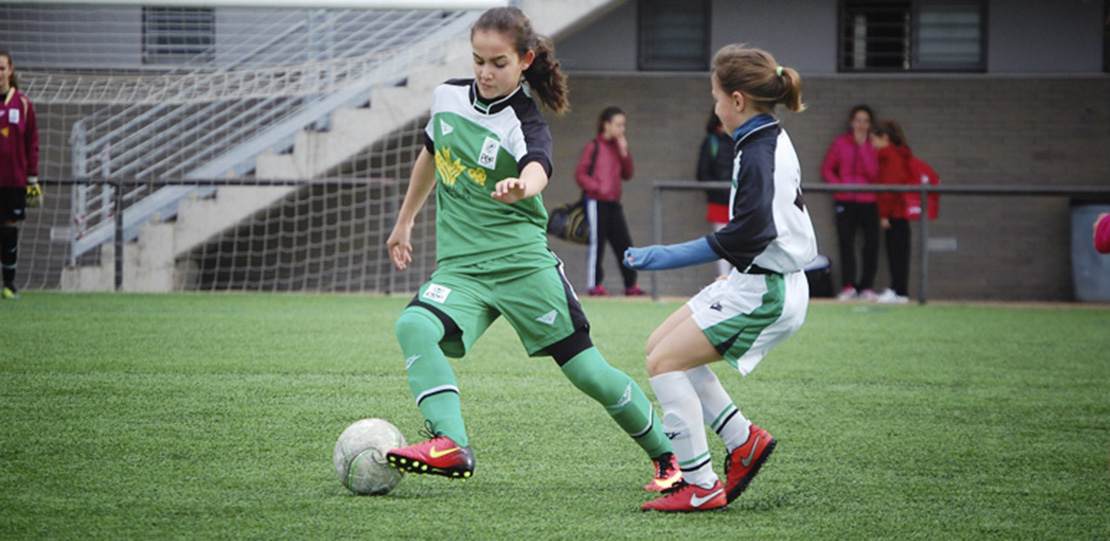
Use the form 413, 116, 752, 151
25, 177, 43, 208
624, 246, 658, 270
491, 178, 527, 204
386, 224, 413, 270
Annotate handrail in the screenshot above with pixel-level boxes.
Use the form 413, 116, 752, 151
651, 181, 1110, 303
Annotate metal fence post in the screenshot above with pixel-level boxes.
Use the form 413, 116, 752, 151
114, 179, 124, 291
651, 183, 662, 300
918, 183, 929, 305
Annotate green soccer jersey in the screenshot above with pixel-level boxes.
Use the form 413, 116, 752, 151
425, 79, 555, 268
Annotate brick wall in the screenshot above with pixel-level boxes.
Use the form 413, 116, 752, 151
544, 74, 1110, 301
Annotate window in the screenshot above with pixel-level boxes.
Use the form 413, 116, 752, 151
839, 1, 985, 72
142, 7, 215, 65
638, 0, 710, 71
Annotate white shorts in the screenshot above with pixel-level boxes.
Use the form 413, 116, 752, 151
686, 269, 809, 375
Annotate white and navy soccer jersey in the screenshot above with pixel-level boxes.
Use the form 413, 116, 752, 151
705, 114, 818, 274
423, 79, 555, 267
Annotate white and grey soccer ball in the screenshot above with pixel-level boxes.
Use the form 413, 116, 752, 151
333, 418, 406, 495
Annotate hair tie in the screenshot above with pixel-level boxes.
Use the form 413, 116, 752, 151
775, 65, 784, 77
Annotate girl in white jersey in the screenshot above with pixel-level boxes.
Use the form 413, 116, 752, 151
626, 45, 817, 512
383, 6, 677, 494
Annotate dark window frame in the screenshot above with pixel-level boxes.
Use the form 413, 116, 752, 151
1103, 0, 1109, 73
838, 0, 988, 73
637, 0, 711, 72
142, 7, 216, 66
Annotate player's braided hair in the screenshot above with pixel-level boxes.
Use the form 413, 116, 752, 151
712, 45, 803, 113
473, 7, 569, 115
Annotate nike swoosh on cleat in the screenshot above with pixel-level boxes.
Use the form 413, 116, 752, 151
690, 489, 724, 507
740, 435, 762, 467
428, 446, 459, 458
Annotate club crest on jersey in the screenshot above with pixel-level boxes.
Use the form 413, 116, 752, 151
8, 108, 19, 125
422, 283, 452, 304
478, 136, 500, 169
435, 147, 465, 186
439, 119, 454, 136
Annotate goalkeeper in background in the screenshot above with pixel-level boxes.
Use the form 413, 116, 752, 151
0, 50, 41, 301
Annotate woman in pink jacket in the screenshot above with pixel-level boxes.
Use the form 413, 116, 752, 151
1095, 213, 1110, 254
821, 105, 879, 301
575, 106, 644, 296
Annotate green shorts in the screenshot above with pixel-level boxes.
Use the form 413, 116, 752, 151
407, 251, 589, 358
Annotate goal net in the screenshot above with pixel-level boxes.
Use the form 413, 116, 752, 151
2, 2, 488, 294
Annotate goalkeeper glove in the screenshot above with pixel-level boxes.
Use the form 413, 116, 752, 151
26, 176, 43, 208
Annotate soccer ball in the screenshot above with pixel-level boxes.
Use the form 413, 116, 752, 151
333, 418, 406, 495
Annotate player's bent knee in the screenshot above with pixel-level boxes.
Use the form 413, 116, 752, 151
645, 352, 677, 378
394, 307, 445, 344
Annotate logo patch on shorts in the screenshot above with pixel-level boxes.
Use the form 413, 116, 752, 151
535, 310, 557, 325
422, 284, 452, 304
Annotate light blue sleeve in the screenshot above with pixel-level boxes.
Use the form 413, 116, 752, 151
623, 238, 720, 271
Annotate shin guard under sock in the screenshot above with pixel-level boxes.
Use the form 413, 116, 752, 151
561, 347, 671, 459
650, 371, 717, 488
395, 308, 468, 446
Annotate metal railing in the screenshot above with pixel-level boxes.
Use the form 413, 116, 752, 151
651, 181, 1110, 304
64, 9, 479, 260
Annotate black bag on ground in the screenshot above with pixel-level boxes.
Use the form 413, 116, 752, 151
547, 199, 588, 244
804, 254, 834, 298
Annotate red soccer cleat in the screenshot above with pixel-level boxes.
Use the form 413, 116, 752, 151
588, 285, 610, 297
641, 480, 727, 512
724, 424, 776, 503
644, 452, 682, 492
386, 435, 475, 479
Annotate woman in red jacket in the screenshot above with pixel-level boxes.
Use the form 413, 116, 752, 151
821, 105, 879, 301
575, 106, 644, 296
0, 51, 41, 301
871, 120, 913, 304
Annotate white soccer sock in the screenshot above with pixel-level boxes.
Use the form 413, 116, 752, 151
649, 371, 717, 489
686, 365, 752, 452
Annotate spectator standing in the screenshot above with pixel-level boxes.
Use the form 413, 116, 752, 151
821, 105, 879, 301
696, 111, 734, 276
576, 106, 644, 296
871, 119, 913, 304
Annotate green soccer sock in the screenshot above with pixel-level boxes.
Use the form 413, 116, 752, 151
560, 347, 672, 459
394, 308, 468, 447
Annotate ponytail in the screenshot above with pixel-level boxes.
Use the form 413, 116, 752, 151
776, 66, 803, 112
523, 36, 569, 115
